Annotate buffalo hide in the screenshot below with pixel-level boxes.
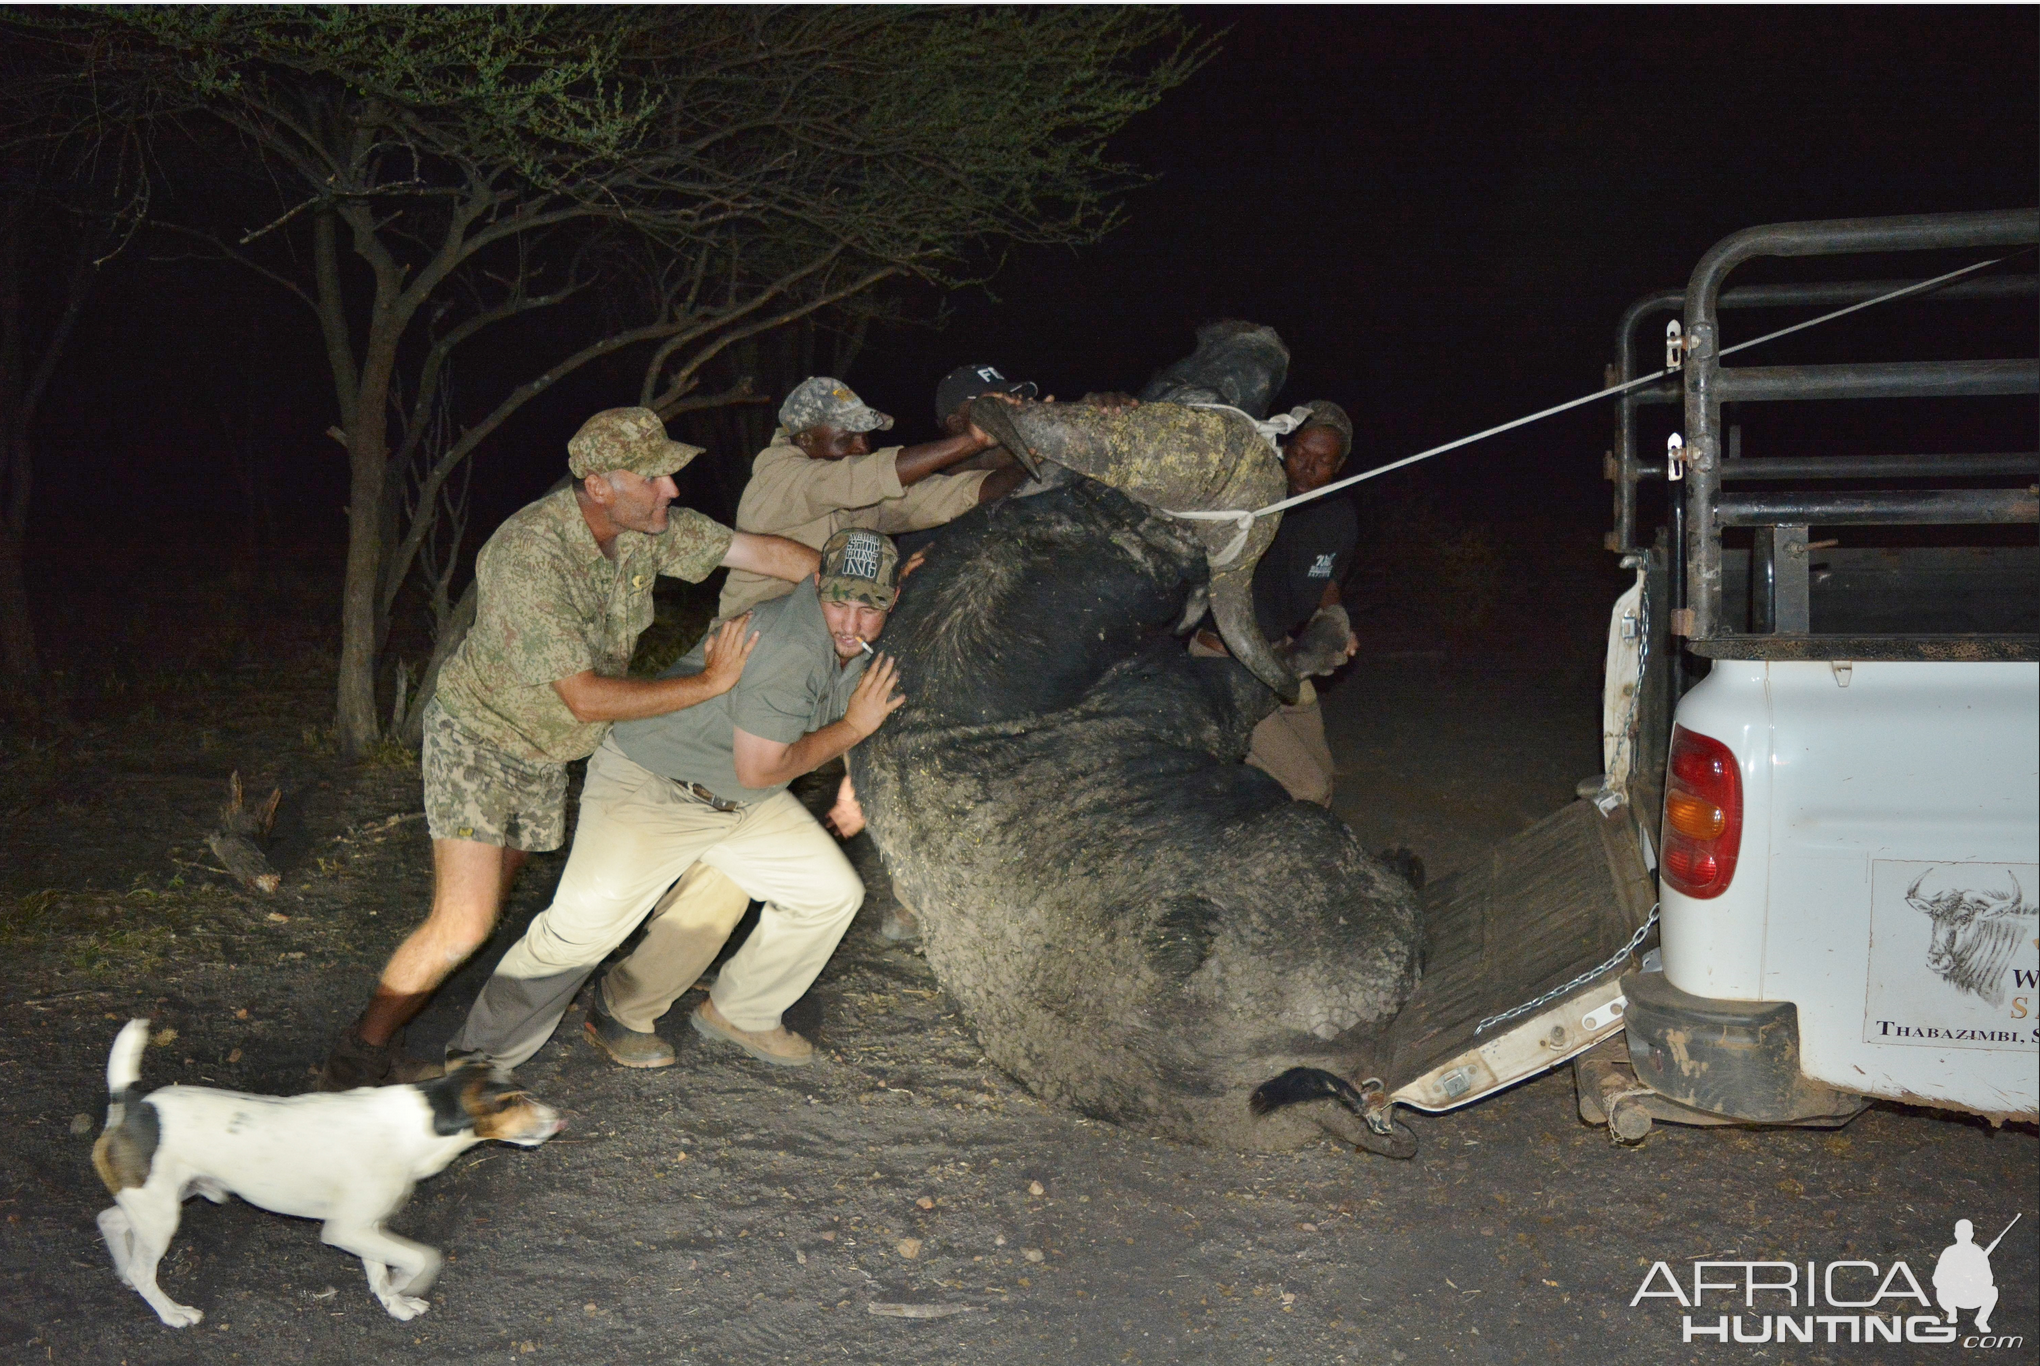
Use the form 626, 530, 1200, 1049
850, 481, 1420, 1149
966, 398, 1299, 701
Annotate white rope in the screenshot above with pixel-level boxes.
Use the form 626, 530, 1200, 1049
1173, 404, 1313, 563
1185, 401, 1315, 449
1162, 253, 2014, 531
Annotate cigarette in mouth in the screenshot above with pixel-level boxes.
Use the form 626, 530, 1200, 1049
857, 638, 875, 656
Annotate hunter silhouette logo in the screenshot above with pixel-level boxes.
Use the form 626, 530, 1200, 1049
1934, 1215, 2017, 1333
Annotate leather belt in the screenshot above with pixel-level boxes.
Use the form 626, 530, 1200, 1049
681, 781, 744, 813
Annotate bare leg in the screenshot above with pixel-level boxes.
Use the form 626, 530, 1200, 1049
360, 841, 526, 1045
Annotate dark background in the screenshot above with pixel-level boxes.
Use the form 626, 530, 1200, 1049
26, 5, 2040, 553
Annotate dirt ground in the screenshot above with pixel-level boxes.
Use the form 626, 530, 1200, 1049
2, 542, 2033, 1365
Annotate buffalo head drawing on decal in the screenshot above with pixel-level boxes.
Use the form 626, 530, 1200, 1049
1905, 868, 2037, 1007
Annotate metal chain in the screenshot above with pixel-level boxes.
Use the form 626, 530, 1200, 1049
1474, 905, 1660, 1036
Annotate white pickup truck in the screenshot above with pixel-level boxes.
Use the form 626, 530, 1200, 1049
1352, 210, 2037, 1147
1608, 209, 2039, 1135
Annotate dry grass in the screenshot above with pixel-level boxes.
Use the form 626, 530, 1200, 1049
0, 880, 253, 976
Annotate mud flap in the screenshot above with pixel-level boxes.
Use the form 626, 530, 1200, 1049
1378, 799, 1657, 1113
1622, 970, 1870, 1124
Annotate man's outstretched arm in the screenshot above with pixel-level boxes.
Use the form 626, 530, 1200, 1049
552, 616, 757, 724
824, 772, 867, 838
722, 532, 821, 583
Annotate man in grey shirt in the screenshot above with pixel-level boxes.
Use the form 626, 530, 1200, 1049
448, 528, 907, 1069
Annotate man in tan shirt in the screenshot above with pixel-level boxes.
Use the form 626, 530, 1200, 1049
716, 375, 1028, 619
579, 376, 1028, 1066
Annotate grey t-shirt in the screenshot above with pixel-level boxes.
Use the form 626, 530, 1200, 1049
612, 579, 866, 805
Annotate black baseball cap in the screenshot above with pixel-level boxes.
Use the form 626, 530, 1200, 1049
934, 364, 1039, 425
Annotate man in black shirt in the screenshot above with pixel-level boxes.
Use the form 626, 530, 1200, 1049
1192, 400, 1358, 805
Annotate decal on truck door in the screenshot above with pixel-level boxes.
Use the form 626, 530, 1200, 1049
1862, 861, 2039, 1051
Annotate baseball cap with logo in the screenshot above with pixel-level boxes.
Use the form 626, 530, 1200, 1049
779, 377, 894, 436
817, 528, 901, 611
934, 363, 1040, 426
566, 407, 705, 479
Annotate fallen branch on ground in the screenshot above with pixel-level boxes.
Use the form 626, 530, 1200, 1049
206, 771, 282, 893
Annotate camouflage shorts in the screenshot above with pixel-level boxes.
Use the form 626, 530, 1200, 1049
421, 698, 568, 851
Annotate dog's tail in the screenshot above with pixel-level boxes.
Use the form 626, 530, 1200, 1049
94, 1019, 161, 1194
105, 1019, 150, 1122
1248, 1066, 1370, 1118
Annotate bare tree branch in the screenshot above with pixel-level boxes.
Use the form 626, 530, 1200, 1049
2, 4, 1210, 754
150, 220, 320, 315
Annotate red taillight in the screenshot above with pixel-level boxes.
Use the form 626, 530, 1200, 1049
1660, 725, 1743, 899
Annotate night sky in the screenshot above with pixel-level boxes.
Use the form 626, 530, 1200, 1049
30, 6, 2040, 550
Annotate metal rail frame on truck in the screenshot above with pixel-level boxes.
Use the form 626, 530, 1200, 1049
1584, 209, 2039, 1141
1340, 209, 2034, 1154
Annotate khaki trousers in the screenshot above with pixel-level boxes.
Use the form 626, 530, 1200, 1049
1188, 636, 1337, 806
1247, 695, 1336, 807
448, 738, 863, 1067
601, 862, 752, 1032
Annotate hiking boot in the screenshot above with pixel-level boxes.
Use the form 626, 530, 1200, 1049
583, 998, 676, 1069
690, 998, 815, 1068
316, 1025, 445, 1091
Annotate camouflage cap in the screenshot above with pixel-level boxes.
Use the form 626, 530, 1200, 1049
779, 377, 894, 436
1298, 399, 1354, 459
817, 528, 900, 611
566, 407, 705, 479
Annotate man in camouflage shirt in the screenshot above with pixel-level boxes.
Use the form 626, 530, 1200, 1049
318, 406, 820, 1090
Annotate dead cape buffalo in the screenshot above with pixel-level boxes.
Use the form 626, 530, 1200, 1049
848, 479, 1421, 1149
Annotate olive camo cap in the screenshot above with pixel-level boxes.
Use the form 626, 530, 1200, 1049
566, 406, 705, 479
779, 377, 894, 435
817, 528, 900, 611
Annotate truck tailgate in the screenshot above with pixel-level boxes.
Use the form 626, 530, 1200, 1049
1382, 798, 1656, 1110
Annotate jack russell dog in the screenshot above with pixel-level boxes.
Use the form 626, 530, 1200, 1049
91, 1018, 561, 1327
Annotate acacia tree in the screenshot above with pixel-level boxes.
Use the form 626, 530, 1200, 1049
8, 6, 1205, 757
